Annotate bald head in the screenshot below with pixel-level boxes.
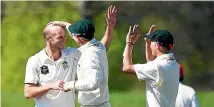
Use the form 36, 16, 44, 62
43, 25, 64, 40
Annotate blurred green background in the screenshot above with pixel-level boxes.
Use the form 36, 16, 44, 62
1, 1, 214, 107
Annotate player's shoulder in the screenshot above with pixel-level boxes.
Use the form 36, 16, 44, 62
63, 47, 78, 55
180, 83, 196, 94
87, 42, 104, 53
26, 50, 42, 66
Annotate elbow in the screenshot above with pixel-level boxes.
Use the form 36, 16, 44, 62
24, 89, 33, 99
24, 92, 31, 99
122, 65, 136, 75
122, 65, 132, 72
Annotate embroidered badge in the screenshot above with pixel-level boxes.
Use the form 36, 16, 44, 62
62, 60, 69, 70
40, 65, 49, 75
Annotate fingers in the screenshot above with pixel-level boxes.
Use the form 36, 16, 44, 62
108, 6, 111, 19
107, 5, 117, 18
135, 24, 140, 38
133, 24, 140, 35
128, 26, 132, 35
112, 5, 117, 15
110, 5, 113, 15
58, 80, 64, 89
148, 24, 156, 35
104, 14, 108, 21
133, 25, 136, 34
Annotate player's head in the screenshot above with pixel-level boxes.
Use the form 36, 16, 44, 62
43, 25, 66, 51
179, 63, 184, 82
146, 30, 174, 57
68, 19, 95, 46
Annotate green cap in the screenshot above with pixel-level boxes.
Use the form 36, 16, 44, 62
68, 19, 95, 40
146, 30, 174, 50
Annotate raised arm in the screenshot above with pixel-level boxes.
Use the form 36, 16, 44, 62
122, 25, 140, 74
145, 25, 156, 62
100, 5, 117, 52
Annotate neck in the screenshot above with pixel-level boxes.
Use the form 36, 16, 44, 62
45, 46, 61, 61
156, 50, 169, 57
79, 39, 89, 46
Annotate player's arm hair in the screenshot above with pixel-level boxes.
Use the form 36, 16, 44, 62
24, 83, 52, 99
100, 25, 114, 52
122, 43, 136, 75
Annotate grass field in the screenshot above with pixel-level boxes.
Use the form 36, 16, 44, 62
2, 90, 214, 107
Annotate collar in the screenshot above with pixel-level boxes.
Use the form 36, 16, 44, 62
77, 38, 99, 53
155, 53, 175, 61
39, 48, 67, 64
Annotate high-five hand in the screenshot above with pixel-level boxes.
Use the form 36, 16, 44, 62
105, 5, 117, 28
145, 24, 156, 43
126, 24, 140, 45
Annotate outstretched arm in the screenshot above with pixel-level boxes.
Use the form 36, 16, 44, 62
145, 25, 156, 62
100, 5, 117, 52
24, 81, 64, 99
122, 25, 140, 75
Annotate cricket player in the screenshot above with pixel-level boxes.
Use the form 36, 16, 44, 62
176, 64, 199, 107
122, 24, 179, 107
24, 5, 116, 107
51, 6, 117, 107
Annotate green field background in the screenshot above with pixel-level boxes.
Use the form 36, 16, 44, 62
2, 1, 214, 107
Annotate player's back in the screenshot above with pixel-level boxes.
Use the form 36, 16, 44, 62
146, 54, 179, 107
158, 59, 179, 107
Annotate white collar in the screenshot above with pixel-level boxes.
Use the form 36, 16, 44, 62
39, 48, 67, 64
155, 53, 175, 61
77, 38, 99, 53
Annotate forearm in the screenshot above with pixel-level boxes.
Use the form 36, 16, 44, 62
101, 26, 114, 52
75, 79, 99, 91
145, 42, 155, 62
122, 43, 135, 74
24, 84, 52, 99
67, 79, 99, 91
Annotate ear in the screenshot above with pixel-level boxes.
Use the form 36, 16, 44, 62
76, 35, 81, 41
46, 37, 51, 42
156, 43, 160, 49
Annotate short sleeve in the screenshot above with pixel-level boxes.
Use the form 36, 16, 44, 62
24, 56, 39, 84
133, 61, 158, 81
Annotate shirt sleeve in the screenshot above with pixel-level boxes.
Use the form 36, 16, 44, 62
73, 48, 103, 91
24, 56, 39, 84
133, 61, 158, 81
191, 94, 200, 107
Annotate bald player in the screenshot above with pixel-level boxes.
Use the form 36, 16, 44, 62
122, 25, 179, 107
24, 25, 78, 107
176, 64, 199, 107
24, 5, 116, 107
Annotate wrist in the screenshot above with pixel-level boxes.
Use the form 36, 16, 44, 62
66, 81, 75, 90
47, 84, 54, 90
126, 42, 134, 46
106, 25, 114, 30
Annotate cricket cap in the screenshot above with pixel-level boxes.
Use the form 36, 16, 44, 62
68, 19, 95, 40
146, 30, 174, 50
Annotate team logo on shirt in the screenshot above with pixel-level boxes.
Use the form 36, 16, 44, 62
40, 65, 49, 75
62, 61, 69, 70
